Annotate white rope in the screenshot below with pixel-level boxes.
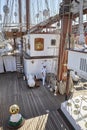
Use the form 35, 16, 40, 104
0, 0, 1, 13
0, 0, 2, 23
31, 1, 35, 25
14, 0, 17, 23
10, 0, 14, 23
4, 0, 14, 31
36, 0, 40, 23
2, 0, 9, 29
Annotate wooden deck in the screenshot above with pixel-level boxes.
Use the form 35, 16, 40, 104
0, 72, 83, 130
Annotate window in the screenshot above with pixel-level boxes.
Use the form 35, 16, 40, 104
51, 39, 56, 46
34, 38, 44, 51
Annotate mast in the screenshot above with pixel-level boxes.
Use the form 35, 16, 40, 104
19, 0, 22, 32
26, 0, 30, 31
25, 0, 30, 54
57, 0, 72, 81
57, 0, 73, 100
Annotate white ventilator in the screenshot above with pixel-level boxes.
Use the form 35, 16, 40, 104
27, 74, 35, 87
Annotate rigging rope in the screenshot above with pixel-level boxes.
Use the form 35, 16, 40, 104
36, 0, 39, 23
31, 1, 35, 25
3, 0, 14, 31
7, 0, 14, 31
0, 0, 2, 22
45, 0, 49, 11
14, 0, 17, 23
0, 0, 1, 14
3, 0, 9, 29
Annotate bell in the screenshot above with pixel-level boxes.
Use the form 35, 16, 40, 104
9, 104, 20, 114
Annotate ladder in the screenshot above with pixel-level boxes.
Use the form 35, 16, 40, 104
16, 54, 23, 78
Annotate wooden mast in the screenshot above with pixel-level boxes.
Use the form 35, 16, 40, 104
19, 0, 22, 32
57, 0, 72, 81
57, 0, 73, 100
26, 0, 30, 31
18, 0, 23, 51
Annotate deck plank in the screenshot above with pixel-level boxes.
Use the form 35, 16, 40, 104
0, 72, 71, 130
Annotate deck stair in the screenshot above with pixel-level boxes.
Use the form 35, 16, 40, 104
16, 54, 24, 77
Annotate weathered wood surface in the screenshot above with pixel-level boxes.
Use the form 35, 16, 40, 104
0, 72, 71, 130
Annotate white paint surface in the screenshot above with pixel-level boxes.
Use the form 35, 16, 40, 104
68, 51, 87, 80
24, 34, 60, 57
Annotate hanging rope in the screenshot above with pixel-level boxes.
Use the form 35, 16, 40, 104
9, 0, 14, 24
31, 1, 35, 25
14, 0, 17, 23
45, 0, 49, 11
2, 0, 10, 29
36, 0, 39, 23
0, 0, 2, 21
4, 0, 14, 31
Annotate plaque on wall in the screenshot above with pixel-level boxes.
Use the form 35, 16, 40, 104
34, 38, 44, 51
